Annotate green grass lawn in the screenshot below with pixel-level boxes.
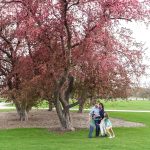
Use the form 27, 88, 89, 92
0, 112, 150, 150
72, 99, 150, 111
96, 100, 150, 110
30, 99, 150, 110
1, 99, 150, 111
0, 109, 15, 112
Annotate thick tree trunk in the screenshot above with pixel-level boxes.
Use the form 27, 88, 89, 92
78, 93, 86, 113
54, 99, 74, 131
17, 109, 28, 121
90, 97, 96, 105
8, 75, 29, 121
54, 74, 75, 131
15, 102, 29, 121
78, 101, 85, 113
48, 101, 53, 111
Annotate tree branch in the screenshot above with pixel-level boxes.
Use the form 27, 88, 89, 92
14, 40, 21, 53
0, 35, 14, 54
0, 47, 11, 59
2, 0, 26, 6
71, 25, 97, 48
65, 101, 79, 109
110, 17, 132, 22
68, 0, 80, 10
0, 58, 11, 64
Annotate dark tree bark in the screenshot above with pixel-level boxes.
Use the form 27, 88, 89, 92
54, 99, 74, 130
14, 102, 30, 121
78, 99, 86, 113
48, 100, 53, 111
78, 91, 87, 113
54, 74, 75, 130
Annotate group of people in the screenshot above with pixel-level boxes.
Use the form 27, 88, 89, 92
88, 103, 115, 138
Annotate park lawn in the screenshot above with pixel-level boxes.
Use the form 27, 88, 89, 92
0, 112, 150, 150
25, 99, 150, 110
1, 99, 150, 110
73, 99, 150, 111
0, 109, 15, 112
96, 100, 150, 110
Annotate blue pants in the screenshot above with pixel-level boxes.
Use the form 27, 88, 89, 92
95, 119, 100, 137
88, 125, 94, 138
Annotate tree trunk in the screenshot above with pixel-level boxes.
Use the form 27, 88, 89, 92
48, 100, 53, 111
78, 98, 86, 113
54, 74, 75, 131
78, 101, 84, 113
15, 102, 29, 121
78, 94, 86, 113
54, 99, 74, 131
17, 109, 28, 121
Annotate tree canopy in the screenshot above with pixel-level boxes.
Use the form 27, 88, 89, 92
0, 0, 150, 130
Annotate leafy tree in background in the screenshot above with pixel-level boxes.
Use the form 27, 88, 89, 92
0, 9, 42, 120
130, 87, 150, 100
0, 0, 149, 130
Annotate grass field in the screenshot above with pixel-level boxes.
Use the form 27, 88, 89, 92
100, 100, 150, 110
0, 100, 150, 149
0, 112, 150, 150
0, 109, 15, 112
1, 99, 150, 111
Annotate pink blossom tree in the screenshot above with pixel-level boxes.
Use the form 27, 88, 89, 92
0, 0, 149, 130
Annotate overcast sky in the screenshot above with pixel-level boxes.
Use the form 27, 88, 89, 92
126, 22, 150, 87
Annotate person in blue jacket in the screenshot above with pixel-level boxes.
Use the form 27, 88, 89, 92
89, 103, 101, 137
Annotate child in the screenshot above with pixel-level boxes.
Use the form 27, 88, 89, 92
89, 104, 101, 137
88, 111, 95, 138
103, 112, 115, 138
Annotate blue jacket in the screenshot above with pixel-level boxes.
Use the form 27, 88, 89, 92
99, 108, 104, 119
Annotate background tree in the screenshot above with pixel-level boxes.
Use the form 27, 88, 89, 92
0, 2, 42, 120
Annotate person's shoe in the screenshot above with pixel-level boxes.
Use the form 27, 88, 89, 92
112, 135, 115, 138
100, 135, 104, 138
100, 135, 107, 138
108, 136, 112, 138
95, 136, 99, 138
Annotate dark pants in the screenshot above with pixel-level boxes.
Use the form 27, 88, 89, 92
88, 125, 94, 138
94, 119, 100, 137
